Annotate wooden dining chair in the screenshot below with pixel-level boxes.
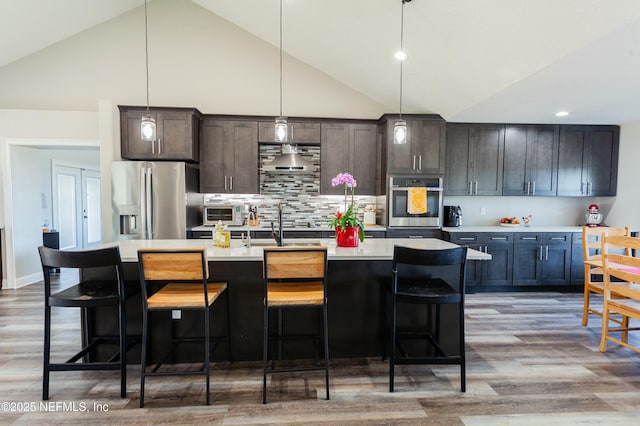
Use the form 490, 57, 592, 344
262, 246, 329, 404
599, 235, 640, 353
581, 226, 630, 326
137, 248, 229, 407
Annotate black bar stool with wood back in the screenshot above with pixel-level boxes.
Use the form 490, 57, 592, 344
382, 245, 468, 392
262, 246, 329, 404
137, 248, 230, 407
38, 245, 133, 400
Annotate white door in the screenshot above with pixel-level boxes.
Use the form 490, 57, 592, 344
53, 164, 102, 250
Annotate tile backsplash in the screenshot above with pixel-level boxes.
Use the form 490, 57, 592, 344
202, 144, 383, 227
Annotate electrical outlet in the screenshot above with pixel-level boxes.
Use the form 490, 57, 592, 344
480, 206, 486, 215
171, 310, 181, 320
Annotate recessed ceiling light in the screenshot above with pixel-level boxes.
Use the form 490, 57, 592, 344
555, 111, 570, 117
395, 51, 407, 61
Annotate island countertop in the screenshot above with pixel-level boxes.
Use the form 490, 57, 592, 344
102, 238, 491, 262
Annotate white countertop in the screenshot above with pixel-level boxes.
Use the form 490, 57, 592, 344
442, 225, 584, 233
103, 238, 491, 262
192, 225, 387, 232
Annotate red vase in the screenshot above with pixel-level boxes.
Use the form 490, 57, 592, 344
336, 226, 359, 247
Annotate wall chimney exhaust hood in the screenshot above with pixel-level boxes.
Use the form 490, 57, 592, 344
263, 144, 314, 173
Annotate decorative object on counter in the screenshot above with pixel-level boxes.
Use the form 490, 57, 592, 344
363, 205, 377, 226
213, 221, 230, 247
140, 0, 156, 143
522, 214, 532, 227
248, 205, 259, 227
498, 216, 520, 227
328, 172, 364, 247
584, 203, 603, 227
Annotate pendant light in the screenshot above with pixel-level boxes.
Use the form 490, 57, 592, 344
394, 0, 411, 145
275, 0, 288, 142
140, 0, 156, 142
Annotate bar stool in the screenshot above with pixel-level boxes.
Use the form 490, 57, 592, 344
382, 245, 468, 392
38, 246, 133, 400
262, 246, 329, 404
137, 248, 229, 407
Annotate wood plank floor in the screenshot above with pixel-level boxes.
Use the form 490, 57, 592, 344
1, 271, 640, 425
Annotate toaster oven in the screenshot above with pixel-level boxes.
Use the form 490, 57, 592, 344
203, 205, 244, 226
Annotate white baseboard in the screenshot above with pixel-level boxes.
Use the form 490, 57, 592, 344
14, 271, 42, 289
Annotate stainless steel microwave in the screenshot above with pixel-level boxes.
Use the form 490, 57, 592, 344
388, 176, 443, 228
203, 205, 244, 226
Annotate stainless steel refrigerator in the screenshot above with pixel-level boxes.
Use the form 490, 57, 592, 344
111, 161, 200, 240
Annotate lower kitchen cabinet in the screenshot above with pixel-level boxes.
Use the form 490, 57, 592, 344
570, 232, 585, 286
386, 229, 443, 239
513, 233, 571, 286
446, 232, 513, 287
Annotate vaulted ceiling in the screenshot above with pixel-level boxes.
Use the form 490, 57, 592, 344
2, 0, 640, 124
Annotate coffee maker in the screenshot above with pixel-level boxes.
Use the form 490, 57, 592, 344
444, 205, 462, 227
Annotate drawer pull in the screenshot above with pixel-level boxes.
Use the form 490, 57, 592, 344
458, 237, 476, 241
521, 237, 538, 240
408, 235, 424, 239
490, 237, 508, 240
550, 237, 567, 240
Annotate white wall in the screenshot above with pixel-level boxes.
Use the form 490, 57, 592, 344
607, 119, 640, 230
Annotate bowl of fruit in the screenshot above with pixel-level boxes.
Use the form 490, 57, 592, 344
499, 217, 520, 227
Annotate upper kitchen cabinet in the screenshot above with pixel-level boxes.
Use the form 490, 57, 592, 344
320, 121, 377, 195
445, 123, 505, 195
380, 114, 446, 175
557, 125, 619, 196
258, 120, 321, 144
200, 117, 258, 194
503, 125, 559, 196
119, 106, 201, 162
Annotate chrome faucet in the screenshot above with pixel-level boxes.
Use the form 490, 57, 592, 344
271, 203, 284, 246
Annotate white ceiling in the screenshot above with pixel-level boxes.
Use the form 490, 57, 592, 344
3, 0, 640, 124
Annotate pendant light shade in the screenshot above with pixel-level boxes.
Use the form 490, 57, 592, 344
275, 0, 288, 142
140, 0, 156, 142
394, 0, 411, 145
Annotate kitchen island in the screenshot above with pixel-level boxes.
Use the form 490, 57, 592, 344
86, 238, 490, 362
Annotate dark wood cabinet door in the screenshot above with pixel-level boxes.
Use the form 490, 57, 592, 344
200, 119, 227, 193
481, 242, 513, 286
413, 118, 446, 174
227, 121, 258, 193
570, 233, 584, 286
444, 124, 473, 195
350, 123, 378, 195
526, 125, 559, 196
320, 122, 377, 195
472, 125, 504, 196
557, 125, 587, 196
385, 121, 414, 173
541, 244, 571, 285
503, 125, 529, 196
258, 121, 320, 144
503, 125, 558, 196
513, 244, 542, 286
584, 126, 619, 196
119, 106, 199, 161
200, 119, 258, 194
320, 122, 350, 195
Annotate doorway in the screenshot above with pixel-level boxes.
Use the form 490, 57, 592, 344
52, 163, 102, 250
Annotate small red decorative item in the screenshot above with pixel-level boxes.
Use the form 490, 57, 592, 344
335, 226, 359, 247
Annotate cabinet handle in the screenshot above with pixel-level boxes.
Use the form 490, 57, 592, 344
484, 246, 488, 253
230, 175, 233, 191
413, 155, 416, 170
158, 138, 161, 155
539, 246, 543, 260
199, 235, 211, 239
468, 181, 473, 195
532, 181, 536, 195
151, 140, 156, 154
291, 124, 294, 141
490, 237, 507, 240
521, 237, 537, 240
408, 235, 424, 239
459, 237, 476, 241
474, 181, 478, 195
526, 181, 530, 195
418, 155, 422, 170
545, 245, 549, 260
224, 176, 228, 190
587, 182, 592, 196
580, 182, 585, 195
550, 237, 566, 241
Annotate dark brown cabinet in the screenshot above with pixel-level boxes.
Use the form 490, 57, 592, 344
446, 232, 513, 287
258, 120, 321, 144
119, 106, 201, 162
445, 124, 505, 196
557, 125, 619, 196
320, 121, 377, 195
200, 118, 258, 194
513, 233, 571, 286
380, 114, 446, 175
503, 125, 559, 196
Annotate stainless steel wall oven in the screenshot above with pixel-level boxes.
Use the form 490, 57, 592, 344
388, 176, 443, 228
